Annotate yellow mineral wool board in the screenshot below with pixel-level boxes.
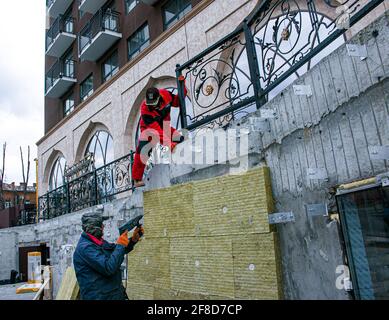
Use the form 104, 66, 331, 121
127, 238, 170, 290
193, 167, 272, 236
232, 233, 282, 300
154, 287, 232, 300
154, 287, 212, 300
143, 183, 195, 238
170, 236, 235, 298
127, 283, 154, 300
263, 166, 275, 213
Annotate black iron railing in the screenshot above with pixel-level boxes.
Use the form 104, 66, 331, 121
46, 15, 75, 50
45, 58, 76, 93
46, 0, 55, 8
176, 0, 385, 131
79, 9, 121, 55
18, 209, 38, 226
39, 152, 134, 221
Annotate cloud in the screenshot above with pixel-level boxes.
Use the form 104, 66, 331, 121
0, 1, 46, 184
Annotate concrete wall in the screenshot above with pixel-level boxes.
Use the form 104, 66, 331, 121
0, 231, 18, 281
242, 12, 389, 300
131, 12, 389, 299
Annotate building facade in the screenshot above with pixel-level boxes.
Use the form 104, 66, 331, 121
32, 0, 389, 299
0, 183, 37, 228
41, 0, 222, 195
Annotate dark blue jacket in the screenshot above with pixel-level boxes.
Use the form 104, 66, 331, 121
73, 232, 134, 300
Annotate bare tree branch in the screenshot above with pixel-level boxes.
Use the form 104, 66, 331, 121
0, 142, 6, 210
20, 146, 31, 206
26, 146, 30, 188
20, 146, 25, 186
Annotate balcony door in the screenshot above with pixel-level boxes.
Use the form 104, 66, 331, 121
62, 50, 74, 78
337, 186, 389, 299
102, 0, 117, 31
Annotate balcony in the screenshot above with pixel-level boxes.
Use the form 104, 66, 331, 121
78, 0, 108, 15
79, 9, 122, 61
38, 152, 135, 220
45, 59, 76, 98
46, 0, 73, 18
140, 0, 159, 5
46, 15, 76, 58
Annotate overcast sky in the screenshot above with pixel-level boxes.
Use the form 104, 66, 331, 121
0, 1, 46, 185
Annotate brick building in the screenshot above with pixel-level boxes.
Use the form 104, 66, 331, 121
0, 183, 37, 229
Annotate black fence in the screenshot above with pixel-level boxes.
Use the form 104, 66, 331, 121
79, 8, 121, 55
46, 0, 55, 8
45, 58, 76, 93
18, 209, 38, 226
39, 152, 134, 221
176, 0, 385, 131
46, 14, 75, 50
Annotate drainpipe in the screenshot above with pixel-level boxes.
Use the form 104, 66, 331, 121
34, 158, 38, 223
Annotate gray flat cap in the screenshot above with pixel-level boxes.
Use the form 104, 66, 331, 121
81, 212, 109, 227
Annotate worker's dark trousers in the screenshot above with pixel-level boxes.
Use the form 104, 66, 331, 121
132, 126, 182, 181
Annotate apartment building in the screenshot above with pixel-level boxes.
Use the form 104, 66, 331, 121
39, 0, 259, 196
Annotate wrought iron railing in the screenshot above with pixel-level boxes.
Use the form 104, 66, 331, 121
45, 58, 76, 93
65, 153, 95, 182
39, 152, 134, 221
79, 8, 121, 55
176, 0, 385, 131
46, 14, 75, 50
18, 209, 38, 226
46, 0, 55, 8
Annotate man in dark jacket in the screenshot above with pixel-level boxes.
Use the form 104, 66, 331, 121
73, 212, 144, 300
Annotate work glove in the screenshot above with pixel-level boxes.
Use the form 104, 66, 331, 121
131, 226, 145, 244
117, 231, 129, 247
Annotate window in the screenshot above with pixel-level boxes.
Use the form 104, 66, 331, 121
80, 74, 94, 102
62, 50, 75, 78
85, 130, 114, 169
162, 0, 192, 30
337, 186, 389, 299
128, 24, 150, 61
126, 0, 139, 14
63, 7, 74, 33
49, 156, 67, 191
102, 51, 119, 83
63, 93, 75, 117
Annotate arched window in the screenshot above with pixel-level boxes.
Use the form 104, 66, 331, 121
49, 156, 66, 191
85, 130, 114, 169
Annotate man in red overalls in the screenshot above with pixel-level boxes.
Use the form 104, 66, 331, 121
132, 83, 187, 188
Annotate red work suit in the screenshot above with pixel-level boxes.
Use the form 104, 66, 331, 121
132, 88, 186, 181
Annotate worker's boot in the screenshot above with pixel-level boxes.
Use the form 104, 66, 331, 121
134, 180, 146, 188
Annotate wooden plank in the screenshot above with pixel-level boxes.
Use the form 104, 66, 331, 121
56, 267, 79, 300
33, 278, 49, 301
